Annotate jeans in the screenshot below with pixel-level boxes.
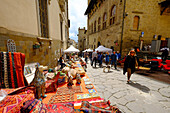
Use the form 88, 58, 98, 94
91, 57, 97, 67
111, 60, 117, 69
85, 57, 88, 63
99, 60, 102, 67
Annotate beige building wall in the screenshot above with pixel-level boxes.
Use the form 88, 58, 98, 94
0, 0, 69, 67
48, 0, 69, 50
68, 39, 77, 48
0, 0, 39, 36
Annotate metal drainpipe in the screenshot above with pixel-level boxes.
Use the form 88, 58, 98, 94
120, 0, 126, 57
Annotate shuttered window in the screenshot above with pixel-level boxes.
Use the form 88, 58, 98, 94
98, 17, 101, 31
103, 12, 107, 29
38, 0, 49, 38
110, 5, 116, 25
133, 16, 140, 30
94, 21, 96, 32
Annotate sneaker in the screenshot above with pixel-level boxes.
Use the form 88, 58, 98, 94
127, 80, 130, 83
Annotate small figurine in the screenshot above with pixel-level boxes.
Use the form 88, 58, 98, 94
58, 72, 67, 84
76, 74, 81, 84
69, 69, 77, 79
31, 65, 47, 101
62, 67, 70, 75
67, 75, 73, 86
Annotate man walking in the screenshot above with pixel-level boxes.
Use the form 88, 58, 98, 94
111, 51, 117, 69
91, 49, 98, 67
98, 52, 103, 67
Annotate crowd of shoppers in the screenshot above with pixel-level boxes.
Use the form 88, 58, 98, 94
83, 49, 139, 83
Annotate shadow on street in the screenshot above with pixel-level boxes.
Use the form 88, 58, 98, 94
128, 82, 150, 93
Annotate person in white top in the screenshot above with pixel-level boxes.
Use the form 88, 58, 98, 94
91, 50, 98, 67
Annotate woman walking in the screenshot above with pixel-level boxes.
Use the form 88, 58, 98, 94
123, 50, 138, 83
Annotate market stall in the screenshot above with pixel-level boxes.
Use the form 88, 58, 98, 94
0, 53, 121, 113
64, 45, 80, 53
83, 48, 93, 52
95, 45, 112, 53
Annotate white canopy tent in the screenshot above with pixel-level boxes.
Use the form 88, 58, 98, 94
83, 48, 93, 52
64, 45, 80, 53
95, 45, 112, 53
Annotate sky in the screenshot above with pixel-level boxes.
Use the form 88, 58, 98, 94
68, 0, 87, 42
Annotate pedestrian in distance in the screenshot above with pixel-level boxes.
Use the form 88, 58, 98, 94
98, 52, 103, 68
105, 51, 110, 65
89, 52, 92, 64
123, 49, 138, 83
117, 51, 121, 60
91, 49, 98, 67
111, 51, 117, 69
58, 56, 66, 69
84, 51, 88, 64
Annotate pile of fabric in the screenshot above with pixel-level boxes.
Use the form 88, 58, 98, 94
0, 88, 34, 113
0, 52, 28, 88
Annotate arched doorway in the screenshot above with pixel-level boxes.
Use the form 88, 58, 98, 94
98, 41, 101, 47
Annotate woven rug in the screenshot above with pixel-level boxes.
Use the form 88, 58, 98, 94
56, 86, 82, 95
48, 93, 74, 104
48, 86, 82, 104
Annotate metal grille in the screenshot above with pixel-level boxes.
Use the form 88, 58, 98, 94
7, 39, 16, 52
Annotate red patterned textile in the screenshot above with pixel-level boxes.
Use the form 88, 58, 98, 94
0, 52, 28, 88
80, 101, 121, 113
14, 53, 25, 87
2, 88, 34, 95
8, 52, 15, 88
45, 102, 74, 113
0, 94, 34, 113
21, 99, 47, 113
45, 80, 57, 93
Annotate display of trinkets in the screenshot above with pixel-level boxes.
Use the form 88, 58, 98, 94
31, 65, 47, 101
76, 74, 81, 84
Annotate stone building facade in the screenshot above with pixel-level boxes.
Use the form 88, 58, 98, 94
68, 38, 78, 48
85, 0, 170, 55
0, 0, 70, 67
77, 27, 88, 51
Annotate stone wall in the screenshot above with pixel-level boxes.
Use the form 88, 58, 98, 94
0, 28, 61, 68
78, 28, 87, 51
87, 0, 170, 55
88, 0, 123, 51
122, 0, 170, 54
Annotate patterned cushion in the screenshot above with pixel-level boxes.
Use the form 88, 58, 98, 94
45, 80, 57, 93
21, 99, 47, 113
45, 102, 74, 113
80, 101, 121, 113
0, 94, 34, 113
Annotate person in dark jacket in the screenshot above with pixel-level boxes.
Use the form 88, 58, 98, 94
105, 52, 110, 65
161, 49, 169, 61
98, 52, 103, 67
58, 56, 65, 69
123, 50, 138, 83
111, 51, 117, 69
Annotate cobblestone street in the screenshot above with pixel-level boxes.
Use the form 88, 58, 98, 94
86, 61, 170, 113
